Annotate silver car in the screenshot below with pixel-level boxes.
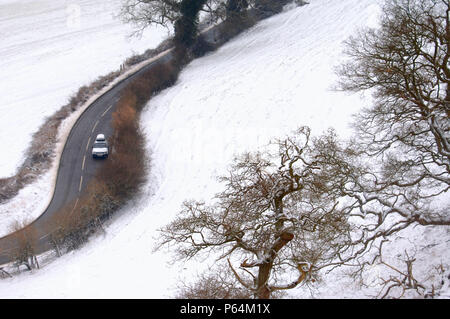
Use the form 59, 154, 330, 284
92, 134, 109, 158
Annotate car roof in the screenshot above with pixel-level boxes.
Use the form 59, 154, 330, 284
96, 134, 105, 141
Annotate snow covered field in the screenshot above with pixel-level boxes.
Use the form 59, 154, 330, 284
0, 0, 448, 298
0, 0, 168, 235
0, 0, 167, 178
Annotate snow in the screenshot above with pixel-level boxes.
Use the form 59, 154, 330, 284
0, 0, 167, 178
0, 45, 174, 237
0, 0, 448, 299
0, 0, 169, 236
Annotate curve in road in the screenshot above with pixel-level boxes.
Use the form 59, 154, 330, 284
0, 50, 174, 265
0, 10, 268, 266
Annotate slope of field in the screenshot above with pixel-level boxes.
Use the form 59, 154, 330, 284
0, 0, 166, 177
1, 0, 448, 299
0, 0, 167, 235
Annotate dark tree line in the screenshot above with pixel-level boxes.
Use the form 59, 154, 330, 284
120, 0, 293, 50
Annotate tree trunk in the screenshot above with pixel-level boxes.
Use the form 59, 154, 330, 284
256, 262, 273, 299
255, 232, 294, 299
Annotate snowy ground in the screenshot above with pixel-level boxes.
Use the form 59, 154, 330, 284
0, 0, 448, 298
0, 0, 167, 178
0, 0, 168, 235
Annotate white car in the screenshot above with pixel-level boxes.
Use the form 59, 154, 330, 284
92, 134, 109, 158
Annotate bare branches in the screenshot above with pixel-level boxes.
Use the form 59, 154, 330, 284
270, 262, 311, 292
332, 0, 450, 271
337, 0, 450, 171
120, 0, 182, 35
375, 242, 427, 299
176, 261, 255, 298
157, 127, 353, 298
156, 1, 450, 298
159, 122, 448, 297
9, 225, 39, 272
120, 0, 239, 36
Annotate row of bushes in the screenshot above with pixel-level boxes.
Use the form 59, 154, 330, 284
47, 60, 182, 258
1, 57, 182, 272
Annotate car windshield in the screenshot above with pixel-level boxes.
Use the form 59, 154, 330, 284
93, 142, 107, 148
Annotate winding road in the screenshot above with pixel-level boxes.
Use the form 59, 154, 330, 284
0, 6, 274, 266
0, 50, 174, 266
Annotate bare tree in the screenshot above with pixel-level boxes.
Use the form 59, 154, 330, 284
119, 0, 293, 38
364, 240, 450, 299
175, 262, 260, 299
337, 0, 449, 182
9, 224, 39, 271
154, 0, 448, 298
120, 0, 183, 35
330, 0, 450, 279
158, 127, 355, 298
120, 0, 226, 36
377, 251, 426, 299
